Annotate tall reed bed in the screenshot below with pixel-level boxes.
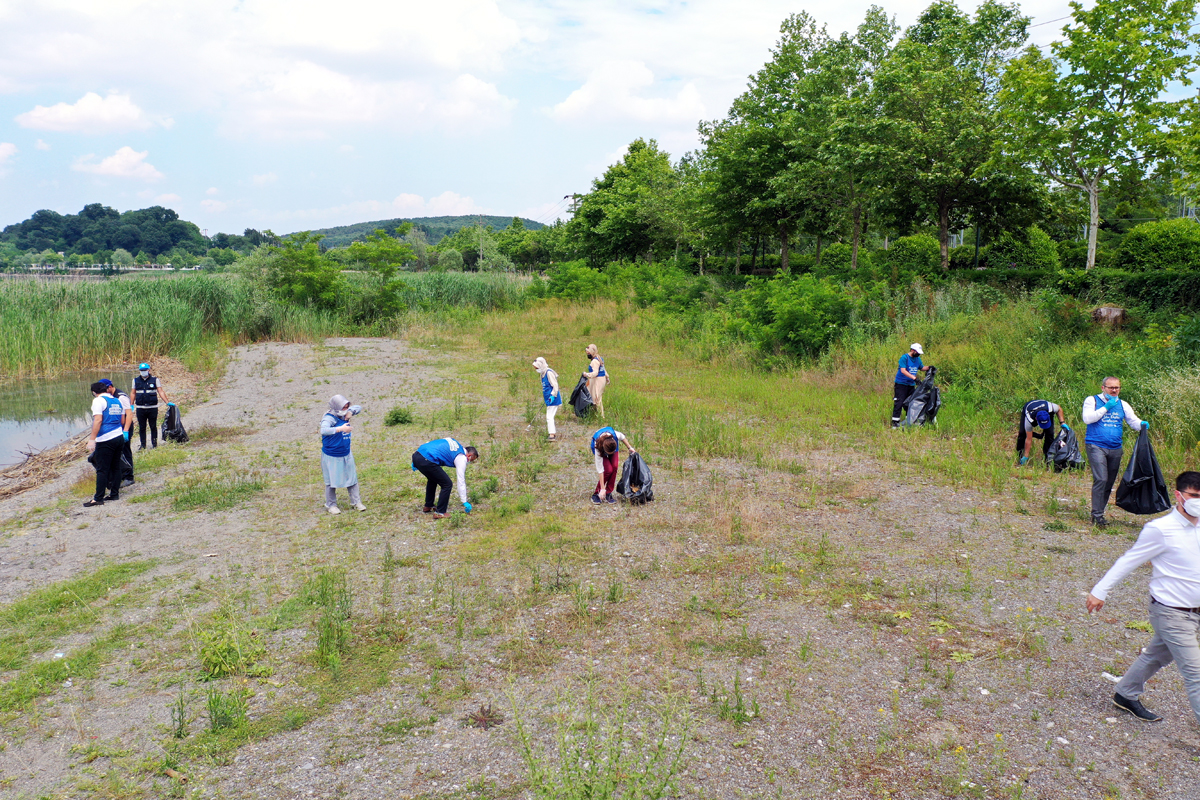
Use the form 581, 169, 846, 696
393, 271, 529, 311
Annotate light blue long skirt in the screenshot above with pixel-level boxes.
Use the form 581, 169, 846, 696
321, 453, 358, 489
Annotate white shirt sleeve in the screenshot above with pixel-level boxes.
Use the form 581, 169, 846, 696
1121, 401, 1143, 430
614, 431, 626, 443
1091, 526, 1166, 601
118, 395, 132, 412
91, 396, 108, 416
1081, 395, 1105, 425
454, 453, 469, 503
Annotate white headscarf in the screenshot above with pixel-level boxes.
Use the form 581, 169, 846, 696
329, 394, 350, 418
532, 357, 549, 376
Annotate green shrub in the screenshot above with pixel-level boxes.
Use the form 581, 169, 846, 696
1118, 218, 1200, 271
985, 226, 1060, 271
725, 274, 852, 359
197, 619, 269, 679
545, 260, 617, 301
384, 406, 414, 426
878, 234, 941, 278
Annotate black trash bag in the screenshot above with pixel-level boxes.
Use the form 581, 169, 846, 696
901, 366, 942, 427
1115, 428, 1171, 515
568, 376, 593, 419
615, 452, 654, 505
120, 449, 135, 483
1045, 427, 1085, 473
161, 404, 189, 444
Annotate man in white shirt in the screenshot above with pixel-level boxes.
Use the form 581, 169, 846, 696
1081, 376, 1147, 527
1087, 471, 1200, 723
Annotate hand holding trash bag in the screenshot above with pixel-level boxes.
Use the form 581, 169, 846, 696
1115, 428, 1171, 514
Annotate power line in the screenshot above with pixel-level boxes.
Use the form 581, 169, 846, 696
1028, 15, 1071, 28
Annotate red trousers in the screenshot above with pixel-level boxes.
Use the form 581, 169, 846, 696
595, 451, 618, 495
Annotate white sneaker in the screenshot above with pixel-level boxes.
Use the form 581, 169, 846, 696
327, 505, 341, 515
354, 503, 367, 512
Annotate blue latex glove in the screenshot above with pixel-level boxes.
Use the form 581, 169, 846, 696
463, 502, 473, 514
123, 431, 130, 442
411, 463, 417, 472
167, 402, 175, 407
1142, 421, 1149, 430
1019, 456, 1029, 465
1061, 423, 1070, 431
1104, 397, 1119, 411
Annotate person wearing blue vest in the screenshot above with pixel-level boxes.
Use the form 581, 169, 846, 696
1082, 376, 1147, 527
321, 394, 364, 515
590, 426, 636, 505
532, 357, 562, 440
98, 379, 135, 487
582, 344, 609, 419
1016, 399, 1067, 465
891, 343, 929, 427
84, 381, 128, 507
412, 437, 478, 518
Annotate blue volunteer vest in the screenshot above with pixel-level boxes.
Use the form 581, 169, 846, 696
1022, 399, 1052, 430
417, 438, 465, 467
1086, 394, 1125, 449
97, 395, 125, 438
542, 370, 562, 407
594, 356, 606, 378
321, 413, 351, 457
591, 426, 619, 455
894, 353, 922, 386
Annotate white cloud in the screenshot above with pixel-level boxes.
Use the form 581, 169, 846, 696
201, 199, 228, 213
16, 92, 171, 134
35, 139, 50, 150
0, 143, 16, 165
154, 193, 182, 205
431, 74, 517, 128
72, 146, 164, 181
551, 61, 704, 125
338, 144, 354, 153
252, 172, 278, 186
206, 187, 219, 195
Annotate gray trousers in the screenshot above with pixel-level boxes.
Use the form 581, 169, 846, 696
1117, 601, 1200, 725
325, 483, 361, 508
1086, 443, 1123, 520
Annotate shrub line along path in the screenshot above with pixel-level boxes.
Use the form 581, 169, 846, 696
0, 333, 1197, 798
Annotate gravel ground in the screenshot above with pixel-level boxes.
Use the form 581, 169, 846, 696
0, 336, 1197, 799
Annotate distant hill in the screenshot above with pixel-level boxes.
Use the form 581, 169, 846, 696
297, 215, 545, 248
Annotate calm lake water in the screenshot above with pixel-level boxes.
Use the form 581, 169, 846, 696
0, 372, 132, 467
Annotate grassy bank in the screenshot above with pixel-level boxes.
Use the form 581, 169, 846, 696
0, 272, 530, 379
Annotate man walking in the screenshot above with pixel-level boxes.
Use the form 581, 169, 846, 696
84, 381, 126, 507
891, 343, 928, 428
1087, 471, 1200, 724
1016, 399, 1067, 465
1082, 377, 1147, 526
133, 362, 170, 450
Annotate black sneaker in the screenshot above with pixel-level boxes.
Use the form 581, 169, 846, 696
591, 493, 602, 505
104, 494, 120, 502
1113, 692, 1162, 721
1093, 516, 1108, 528
83, 499, 104, 507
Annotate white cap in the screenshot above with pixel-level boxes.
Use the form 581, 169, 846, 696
910, 343, 924, 355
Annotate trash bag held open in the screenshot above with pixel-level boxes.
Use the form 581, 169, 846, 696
615, 452, 654, 505
1045, 427, 1085, 473
161, 404, 189, 444
568, 376, 593, 419
1115, 428, 1171, 515
901, 366, 942, 427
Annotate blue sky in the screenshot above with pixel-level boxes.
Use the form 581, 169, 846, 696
0, 0, 1075, 236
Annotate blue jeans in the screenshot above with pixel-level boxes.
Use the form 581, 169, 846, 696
1116, 600, 1200, 725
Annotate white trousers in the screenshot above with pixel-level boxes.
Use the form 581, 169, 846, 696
546, 404, 559, 435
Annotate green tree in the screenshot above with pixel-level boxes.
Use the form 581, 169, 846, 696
111, 248, 135, 267
264, 232, 343, 309
345, 225, 415, 316
873, 0, 1030, 270
998, 0, 1200, 269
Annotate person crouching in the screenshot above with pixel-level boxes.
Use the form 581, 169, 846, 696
321, 394, 365, 515
590, 426, 635, 505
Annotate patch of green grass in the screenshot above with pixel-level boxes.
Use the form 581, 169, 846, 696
166, 468, 266, 511
135, 446, 189, 472
379, 713, 438, 742
384, 406, 415, 426
186, 426, 244, 444
0, 560, 154, 672
0, 624, 134, 712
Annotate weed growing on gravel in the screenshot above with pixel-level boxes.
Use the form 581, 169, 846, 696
206, 684, 249, 732
708, 673, 760, 725
0, 625, 133, 712
196, 617, 269, 678
313, 568, 353, 671
170, 689, 189, 738
167, 467, 266, 511
513, 685, 691, 800
385, 405, 414, 426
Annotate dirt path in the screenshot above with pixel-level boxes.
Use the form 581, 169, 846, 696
0, 335, 1196, 799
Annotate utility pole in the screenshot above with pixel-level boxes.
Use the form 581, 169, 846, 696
565, 194, 582, 216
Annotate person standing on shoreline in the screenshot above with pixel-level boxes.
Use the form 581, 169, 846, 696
582, 344, 609, 419
533, 357, 562, 440
133, 362, 170, 450
412, 437, 478, 519
99, 379, 135, 487
891, 343, 929, 428
320, 394, 365, 515
84, 381, 126, 507
1082, 376, 1147, 527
